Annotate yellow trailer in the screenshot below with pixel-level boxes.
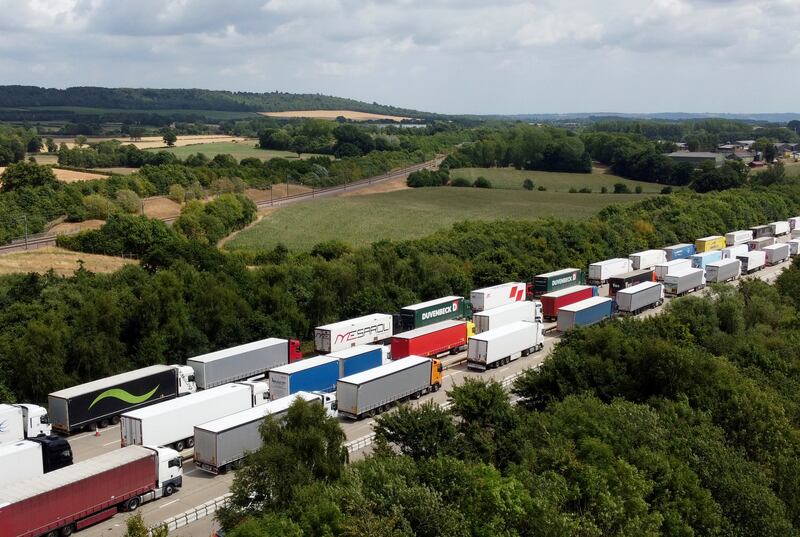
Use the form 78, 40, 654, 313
695, 235, 726, 253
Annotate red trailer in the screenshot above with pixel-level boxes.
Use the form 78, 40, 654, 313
0, 445, 183, 537
540, 285, 597, 320
391, 320, 470, 359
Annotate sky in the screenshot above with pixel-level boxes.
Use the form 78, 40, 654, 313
0, 0, 798, 115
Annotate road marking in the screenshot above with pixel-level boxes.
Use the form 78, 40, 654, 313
103, 440, 119, 446
159, 499, 179, 509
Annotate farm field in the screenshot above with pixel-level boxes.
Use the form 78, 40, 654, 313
226, 187, 652, 251
260, 109, 411, 122
0, 166, 108, 183
147, 141, 321, 162
51, 135, 254, 150
449, 167, 663, 192
0, 247, 135, 276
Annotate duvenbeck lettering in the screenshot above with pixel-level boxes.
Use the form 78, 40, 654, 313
552, 274, 577, 287
421, 304, 455, 321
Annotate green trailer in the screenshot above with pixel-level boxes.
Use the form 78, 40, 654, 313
533, 268, 584, 297
395, 296, 469, 333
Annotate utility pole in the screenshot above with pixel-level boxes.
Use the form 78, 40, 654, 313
23, 214, 28, 251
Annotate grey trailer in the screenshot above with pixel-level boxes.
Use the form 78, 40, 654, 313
615, 281, 664, 315
187, 338, 291, 390
705, 259, 741, 283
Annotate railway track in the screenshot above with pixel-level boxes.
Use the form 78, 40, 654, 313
0, 158, 441, 254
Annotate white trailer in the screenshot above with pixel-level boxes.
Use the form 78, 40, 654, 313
0, 441, 43, 487
737, 251, 767, 274
789, 239, 800, 256
789, 217, 800, 231
770, 221, 790, 237
654, 259, 691, 281
706, 259, 741, 283
629, 249, 667, 271
663, 267, 705, 296
120, 382, 267, 452
763, 243, 790, 266
0, 404, 50, 444
615, 281, 664, 315
467, 321, 544, 371
587, 258, 632, 284
473, 301, 541, 334
193, 391, 336, 474
721, 244, 748, 260
725, 230, 753, 246
187, 338, 294, 390
314, 313, 393, 353
469, 282, 527, 312
793, 230, 800, 239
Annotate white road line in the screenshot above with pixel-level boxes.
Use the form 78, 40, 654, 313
103, 440, 119, 447
158, 499, 180, 509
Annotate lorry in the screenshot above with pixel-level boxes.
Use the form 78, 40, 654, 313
662, 244, 696, 261
629, 250, 667, 271
748, 236, 775, 251
721, 244, 748, 260
725, 230, 753, 246
654, 259, 691, 281
314, 313, 393, 353
0, 436, 73, 487
473, 301, 542, 333
187, 338, 301, 390
328, 345, 384, 378
556, 297, 613, 331
705, 259, 741, 283
690, 250, 723, 270
695, 236, 726, 253
467, 321, 545, 371
750, 224, 773, 239
269, 356, 339, 400
336, 356, 442, 420
49, 364, 196, 434
587, 258, 632, 285
608, 269, 656, 296
663, 267, 706, 296
540, 285, 597, 320
533, 268, 583, 297
194, 391, 336, 475
395, 296, 468, 332
770, 221, 790, 237
470, 282, 529, 312
789, 239, 800, 256
120, 382, 268, 452
390, 319, 471, 359
737, 251, 767, 274
763, 243, 790, 266
615, 281, 664, 315
0, 404, 51, 444
0, 445, 182, 537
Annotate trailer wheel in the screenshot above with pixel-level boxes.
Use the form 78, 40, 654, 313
46, 531, 58, 537
61, 524, 74, 537
187, 438, 195, 448
99, 418, 110, 429
111, 415, 120, 425
164, 483, 176, 497
174, 440, 186, 452
432, 383, 441, 392
126, 497, 141, 512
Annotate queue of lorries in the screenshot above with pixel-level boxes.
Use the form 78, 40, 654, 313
2, 218, 800, 537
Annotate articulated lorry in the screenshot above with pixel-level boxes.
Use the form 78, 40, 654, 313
789, 239, 800, 256
557, 297, 613, 331
738, 251, 767, 274
770, 221, 790, 237
194, 391, 336, 475
695, 236, 726, 253
608, 269, 656, 296
615, 281, 664, 315
654, 259, 691, 281
763, 243, 790, 266
394, 296, 469, 332
473, 300, 542, 333
721, 244, 748, 260
336, 356, 442, 420
467, 321, 545, 371
120, 382, 268, 452
725, 230, 753, 246
49, 364, 196, 434
587, 258, 632, 285
269, 356, 339, 399
315, 313, 393, 353
629, 250, 667, 271
0, 403, 51, 444
751, 224, 773, 239
0, 435, 73, 487
0, 445, 182, 537
748, 237, 776, 251
470, 282, 529, 312
706, 259, 741, 283
188, 338, 301, 390
663, 267, 705, 296
533, 269, 583, 297
390, 320, 471, 359
662, 244, 696, 261
691, 250, 722, 270
328, 345, 385, 377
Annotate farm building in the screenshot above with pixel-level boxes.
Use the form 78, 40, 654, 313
666, 152, 725, 168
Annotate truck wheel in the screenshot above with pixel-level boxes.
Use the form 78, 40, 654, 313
99, 419, 110, 429
61, 524, 74, 537
126, 497, 141, 512
46, 532, 58, 537
174, 440, 186, 452
432, 383, 441, 392
111, 416, 120, 425
187, 438, 195, 448
164, 483, 176, 497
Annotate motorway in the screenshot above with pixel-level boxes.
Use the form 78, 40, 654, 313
72, 256, 793, 536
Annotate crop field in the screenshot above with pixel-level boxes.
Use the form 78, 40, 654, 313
450, 167, 663, 193
0, 247, 135, 276
260, 109, 411, 122
52, 135, 255, 150
225, 187, 652, 251
0, 166, 108, 183
147, 141, 321, 162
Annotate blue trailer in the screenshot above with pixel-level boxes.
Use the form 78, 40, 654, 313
690, 250, 722, 270
329, 345, 384, 378
268, 356, 339, 400
556, 297, 613, 331
663, 243, 696, 261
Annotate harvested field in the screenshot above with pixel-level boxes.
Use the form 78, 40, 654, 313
49, 220, 105, 235
0, 247, 135, 276
29, 154, 59, 165
50, 135, 255, 150
143, 197, 182, 220
260, 110, 411, 122
0, 167, 106, 183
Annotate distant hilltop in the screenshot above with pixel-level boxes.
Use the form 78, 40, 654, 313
504, 112, 800, 123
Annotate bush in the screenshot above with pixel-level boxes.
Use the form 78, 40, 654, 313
579, 187, 592, 193
661, 186, 673, 195
569, 187, 578, 193
538, 186, 546, 191
116, 189, 141, 214
473, 176, 492, 189
407, 169, 449, 188
523, 179, 534, 191
601, 186, 608, 193
451, 177, 473, 187
168, 184, 185, 204
614, 182, 632, 194
83, 194, 117, 220
635, 185, 643, 194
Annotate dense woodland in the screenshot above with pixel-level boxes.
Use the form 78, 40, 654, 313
215, 262, 800, 536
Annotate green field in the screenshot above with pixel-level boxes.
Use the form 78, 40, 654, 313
146, 141, 322, 162
226, 187, 653, 251
450, 167, 663, 192
0, 106, 259, 120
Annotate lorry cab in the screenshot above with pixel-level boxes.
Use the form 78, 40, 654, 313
17, 403, 52, 437
532, 301, 543, 323
29, 435, 74, 472
237, 380, 270, 407
289, 339, 303, 363
152, 446, 183, 497
430, 359, 443, 390
175, 365, 197, 395
466, 321, 476, 338
303, 391, 338, 417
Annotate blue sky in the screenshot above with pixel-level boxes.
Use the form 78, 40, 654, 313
0, 0, 798, 114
